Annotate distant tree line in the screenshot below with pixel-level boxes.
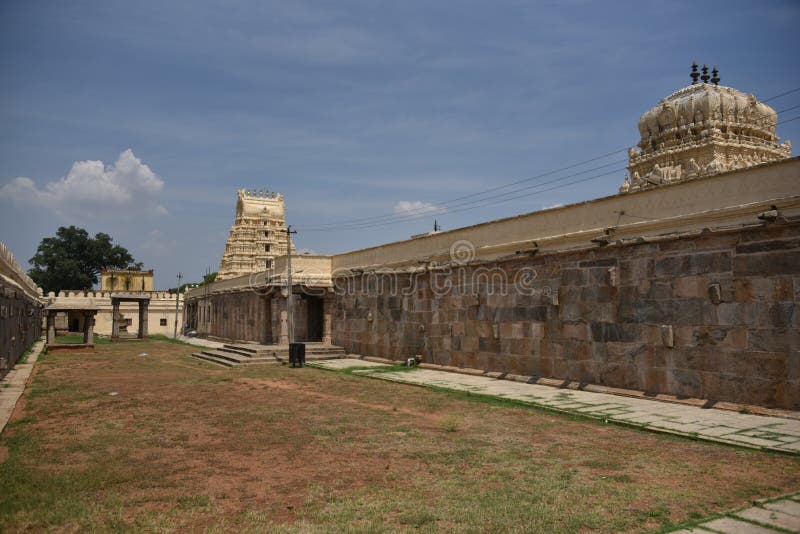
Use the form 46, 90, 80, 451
28, 226, 141, 294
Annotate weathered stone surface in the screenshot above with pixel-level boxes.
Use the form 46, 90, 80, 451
735, 237, 800, 254
326, 222, 800, 409
733, 251, 800, 276
700, 517, 781, 534
736, 506, 800, 532
589, 322, 641, 343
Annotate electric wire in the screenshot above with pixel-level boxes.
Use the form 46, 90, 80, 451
299, 157, 627, 231
297, 148, 627, 230
295, 87, 800, 233
763, 86, 800, 103
304, 166, 626, 232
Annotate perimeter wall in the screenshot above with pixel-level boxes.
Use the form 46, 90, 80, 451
186, 158, 800, 408
0, 242, 43, 379
331, 221, 800, 409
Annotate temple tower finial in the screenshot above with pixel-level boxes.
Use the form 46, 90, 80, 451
690, 62, 699, 85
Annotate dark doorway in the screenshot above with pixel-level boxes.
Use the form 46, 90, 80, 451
70, 317, 80, 332
306, 296, 323, 342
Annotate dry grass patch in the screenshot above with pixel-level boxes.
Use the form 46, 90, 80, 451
0, 339, 798, 532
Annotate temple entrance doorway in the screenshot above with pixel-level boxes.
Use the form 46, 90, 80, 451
305, 296, 323, 342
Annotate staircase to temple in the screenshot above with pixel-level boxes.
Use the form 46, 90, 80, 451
191, 342, 346, 368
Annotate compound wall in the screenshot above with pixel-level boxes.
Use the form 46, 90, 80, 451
331, 221, 800, 409
0, 242, 43, 379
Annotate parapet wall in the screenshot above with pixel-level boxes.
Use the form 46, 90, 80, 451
0, 242, 43, 378
332, 157, 800, 270
331, 221, 800, 409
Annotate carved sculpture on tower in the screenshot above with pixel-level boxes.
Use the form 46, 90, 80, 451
217, 188, 294, 281
620, 64, 792, 193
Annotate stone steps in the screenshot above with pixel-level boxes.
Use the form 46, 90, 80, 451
224, 343, 346, 357
202, 349, 279, 365
191, 343, 346, 368
191, 351, 242, 367
219, 345, 269, 358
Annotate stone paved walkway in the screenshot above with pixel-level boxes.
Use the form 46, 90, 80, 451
0, 338, 45, 435
673, 493, 800, 533
312, 359, 800, 454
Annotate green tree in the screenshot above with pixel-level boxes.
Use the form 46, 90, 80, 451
28, 226, 142, 293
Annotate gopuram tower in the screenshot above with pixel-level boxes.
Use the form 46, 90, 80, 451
621, 64, 792, 193
217, 189, 294, 281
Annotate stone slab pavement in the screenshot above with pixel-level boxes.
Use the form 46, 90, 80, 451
175, 335, 225, 349
671, 493, 800, 533
0, 338, 45, 435
312, 358, 800, 454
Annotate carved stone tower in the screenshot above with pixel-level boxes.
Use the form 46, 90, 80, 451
620, 64, 792, 193
217, 189, 294, 281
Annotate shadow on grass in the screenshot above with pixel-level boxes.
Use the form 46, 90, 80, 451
54, 334, 112, 345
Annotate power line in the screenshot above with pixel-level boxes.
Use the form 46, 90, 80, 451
778, 114, 800, 126
301, 159, 626, 231
763, 86, 800, 103
775, 103, 800, 115
297, 87, 800, 233
304, 166, 626, 232
298, 148, 626, 230
300, 157, 627, 231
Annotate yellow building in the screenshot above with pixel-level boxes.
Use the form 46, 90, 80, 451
100, 269, 154, 292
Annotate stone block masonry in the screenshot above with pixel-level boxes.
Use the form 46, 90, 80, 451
0, 242, 43, 379
331, 221, 800, 409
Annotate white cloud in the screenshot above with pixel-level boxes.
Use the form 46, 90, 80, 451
0, 149, 167, 218
393, 200, 442, 217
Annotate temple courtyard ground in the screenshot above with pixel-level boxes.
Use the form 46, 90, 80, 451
1, 339, 799, 532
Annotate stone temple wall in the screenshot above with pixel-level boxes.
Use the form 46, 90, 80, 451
331, 221, 800, 409
186, 290, 273, 344
0, 242, 43, 379
185, 288, 318, 344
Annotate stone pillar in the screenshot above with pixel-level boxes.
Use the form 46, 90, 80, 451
83, 312, 95, 345
144, 300, 150, 337
111, 299, 120, 339
46, 312, 56, 345
138, 301, 149, 339
278, 295, 289, 345
322, 294, 332, 345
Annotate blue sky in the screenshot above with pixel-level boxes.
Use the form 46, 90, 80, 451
1, 0, 798, 289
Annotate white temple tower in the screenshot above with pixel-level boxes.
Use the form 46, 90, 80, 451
621, 64, 792, 193
217, 189, 294, 280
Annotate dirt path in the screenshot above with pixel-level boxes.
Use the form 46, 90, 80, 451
1, 339, 798, 532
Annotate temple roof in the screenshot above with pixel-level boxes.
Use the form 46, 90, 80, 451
620, 64, 792, 193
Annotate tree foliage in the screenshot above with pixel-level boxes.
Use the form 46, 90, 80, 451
28, 226, 142, 293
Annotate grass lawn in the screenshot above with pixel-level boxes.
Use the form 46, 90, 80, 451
1, 339, 798, 532
53, 333, 112, 345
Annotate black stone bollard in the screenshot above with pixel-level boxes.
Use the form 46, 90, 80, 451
289, 342, 306, 367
